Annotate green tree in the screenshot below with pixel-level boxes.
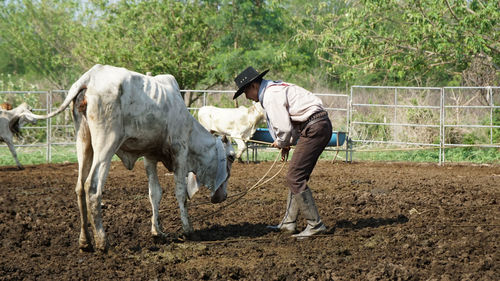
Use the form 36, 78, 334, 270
298, 0, 500, 87
0, 0, 84, 88
0, 0, 331, 92
202, 0, 326, 90
75, 0, 218, 90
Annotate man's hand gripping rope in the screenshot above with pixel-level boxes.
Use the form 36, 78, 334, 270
271, 140, 290, 162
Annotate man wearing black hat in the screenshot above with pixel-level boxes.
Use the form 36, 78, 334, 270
234, 66, 332, 238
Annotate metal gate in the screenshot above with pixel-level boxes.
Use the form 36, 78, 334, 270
349, 86, 500, 164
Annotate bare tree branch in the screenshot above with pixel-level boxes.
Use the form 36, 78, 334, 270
445, 0, 460, 22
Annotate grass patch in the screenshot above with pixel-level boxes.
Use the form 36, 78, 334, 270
1, 144, 498, 167
0, 145, 77, 166
352, 146, 500, 164
0, 145, 121, 166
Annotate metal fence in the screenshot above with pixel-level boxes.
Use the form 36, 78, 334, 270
349, 86, 500, 164
181, 89, 349, 132
1, 89, 350, 164
2, 87, 498, 165
442, 87, 500, 162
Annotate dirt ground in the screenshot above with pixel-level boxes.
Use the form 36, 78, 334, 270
0, 160, 498, 280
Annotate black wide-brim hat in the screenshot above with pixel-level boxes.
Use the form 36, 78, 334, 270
233, 67, 269, 99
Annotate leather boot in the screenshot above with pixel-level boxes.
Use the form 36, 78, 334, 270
292, 189, 326, 239
267, 191, 298, 233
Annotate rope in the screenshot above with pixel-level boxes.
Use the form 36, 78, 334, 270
186, 151, 286, 227
186, 150, 284, 209
245, 138, 274, 146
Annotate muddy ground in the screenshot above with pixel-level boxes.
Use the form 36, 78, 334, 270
0, 160, 498, 280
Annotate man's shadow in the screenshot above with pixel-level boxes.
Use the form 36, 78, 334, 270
332, 214, 409, 232
189, 222, 274, 242
169, 214, 409, 242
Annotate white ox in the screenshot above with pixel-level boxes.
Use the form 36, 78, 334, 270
198, 103, 265, 161
26, 64, 236, 252
0, 103, 36, 170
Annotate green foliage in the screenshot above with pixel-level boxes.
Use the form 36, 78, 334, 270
76, 0, 218, 90
444, 147, 500, 163
1, 0, 498, 91
354, 111, 391, 141
406, 107, 435, 124
0, 0, 85, 88
299, 0, 500, 87
0, 74, 37, 92
201, 0, 324, 90
0, 0, 330, 92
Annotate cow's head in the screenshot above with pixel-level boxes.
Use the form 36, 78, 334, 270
16, 103, 37, 126
7, 103, 36, 137
211, 136, 235, 203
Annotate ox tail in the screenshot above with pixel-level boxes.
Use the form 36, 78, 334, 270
21, 66, 96, 121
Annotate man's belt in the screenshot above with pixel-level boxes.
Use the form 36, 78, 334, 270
294, 110, 329, 131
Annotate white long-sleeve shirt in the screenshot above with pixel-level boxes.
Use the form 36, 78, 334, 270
258, 80, 324, 148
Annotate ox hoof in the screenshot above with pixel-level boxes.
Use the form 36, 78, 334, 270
152, 232, 173, 244
79, 243, 94, 253
94, 239, 109, 253
17, 166, 25, 170
152, 228, 168, 238
96, 244, 109, 253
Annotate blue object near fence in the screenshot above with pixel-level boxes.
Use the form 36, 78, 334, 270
251, 128, 346, 147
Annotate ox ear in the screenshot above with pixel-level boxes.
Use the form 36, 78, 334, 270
186, 172, 200, 200
214, 137, 229, 190
220, 136, 235, 163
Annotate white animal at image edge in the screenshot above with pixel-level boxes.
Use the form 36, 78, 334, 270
0, 103, 37, 170
198, 103, 265, 161
23, 64, 236, 252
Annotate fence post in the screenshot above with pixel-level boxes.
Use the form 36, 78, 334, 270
440, 88, 444, 165
489, 87, 493, 145
47, 90, 52, 163
347, 86, 353, 162
394, 88, 399, 142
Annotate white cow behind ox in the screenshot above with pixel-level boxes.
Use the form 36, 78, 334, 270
25, 64, 236, 252
198, 103, 265, 162
0, 103, 37, 170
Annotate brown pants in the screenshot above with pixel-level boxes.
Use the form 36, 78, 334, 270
286, 118, 332, 194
